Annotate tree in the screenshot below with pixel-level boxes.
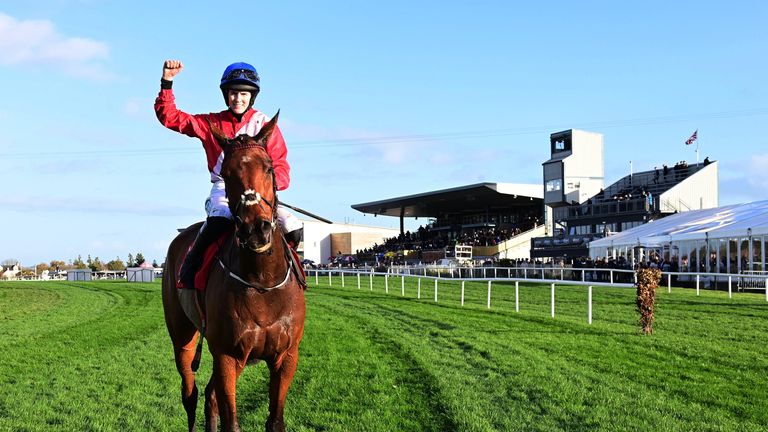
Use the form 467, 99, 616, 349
106, 257, 126, 271
49, 260, 66, 272
89, 257, 105, 272
72, 255, 87, 269
135, 253, 146, 266
152, 259, 159, 268
2, 258, 19, 267
127, 253, 134, 268
36, 262, 51, 274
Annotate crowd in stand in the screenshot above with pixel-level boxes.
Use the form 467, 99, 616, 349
357, 221, 538, 257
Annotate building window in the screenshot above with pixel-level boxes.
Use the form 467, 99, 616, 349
546, 179, 562, 192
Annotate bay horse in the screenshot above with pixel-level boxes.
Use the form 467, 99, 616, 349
162, 113, 306, 432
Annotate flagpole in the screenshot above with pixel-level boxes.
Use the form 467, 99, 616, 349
697, 132, 700, 163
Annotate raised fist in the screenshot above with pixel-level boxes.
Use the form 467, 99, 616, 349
162, 59, 184, 81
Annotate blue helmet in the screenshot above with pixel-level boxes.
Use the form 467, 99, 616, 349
220, 62, 260, 91
220, 62, 260, 107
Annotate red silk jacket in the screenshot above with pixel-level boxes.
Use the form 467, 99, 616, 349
155, 88, 290, 190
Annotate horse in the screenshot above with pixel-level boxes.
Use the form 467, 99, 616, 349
162, 113, 306, 432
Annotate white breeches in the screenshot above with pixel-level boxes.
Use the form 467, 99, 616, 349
205, 180, 231, 219
205, 180, 302, 233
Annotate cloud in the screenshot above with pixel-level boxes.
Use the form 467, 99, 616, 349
747, 154, 768, 188
123, 98, 143, 116
0, 13, 111, 80
1, 195, 193, 217
719, 154, 768, 204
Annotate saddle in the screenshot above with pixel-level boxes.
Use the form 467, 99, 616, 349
179, 229, 307, 293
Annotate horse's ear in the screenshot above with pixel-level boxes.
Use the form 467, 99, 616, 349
207, 119, 228, 146
255, 110, 280, 145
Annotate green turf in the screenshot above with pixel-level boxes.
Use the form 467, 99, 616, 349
0, 276, 766, 431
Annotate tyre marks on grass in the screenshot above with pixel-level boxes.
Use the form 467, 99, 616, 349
307, 295, 459, 432
0, 281, 179, 431
311, 286, 765, 431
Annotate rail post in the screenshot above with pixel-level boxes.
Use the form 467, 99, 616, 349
329, 271, 332, 286
696, 274, 700, 296
315, 270, 319, 285
385, 274, 389, 293
728, 276, 732, 299
667, 273, 671, 293
588, 286, 593, 324
357, 272, 360, 289
341, 271, 345, 288
461, 281, 465, 306
515, 281, 519, 312
369, 271, 373, 291
551, 283, 555, 318
401, 275, 405, 296
417, 278, 421, 299
434, 278, 438, 302
487, 281, 492, 309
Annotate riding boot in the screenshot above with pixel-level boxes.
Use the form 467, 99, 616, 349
284, 227, 307, 288
285, 227, 303, 250
178, 216, 232, 289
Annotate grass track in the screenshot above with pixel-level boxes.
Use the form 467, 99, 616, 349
0, 278, 767, 431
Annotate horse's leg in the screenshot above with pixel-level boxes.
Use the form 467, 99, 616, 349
212, 353, 244, 432
204, 377, 219, 432
265, 345, 300, 432
173, 331, 200, 432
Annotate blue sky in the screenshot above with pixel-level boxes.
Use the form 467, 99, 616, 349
1, 1, 766, 266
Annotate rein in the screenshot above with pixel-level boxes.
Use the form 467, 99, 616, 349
221, 152, 292, 292
232, 166, 278, 251
217, 248, 294, 293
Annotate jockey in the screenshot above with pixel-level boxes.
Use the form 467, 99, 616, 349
155, 59, 303, 289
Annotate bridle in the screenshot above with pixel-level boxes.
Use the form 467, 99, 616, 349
218, 143, 294, 292
224, 139, 278, 253
232, 167, 278, 252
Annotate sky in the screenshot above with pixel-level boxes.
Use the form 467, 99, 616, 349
1, 1, 767, 267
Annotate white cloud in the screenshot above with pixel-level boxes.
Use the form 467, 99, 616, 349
746, 154, 768, 189
123, 97, 144, 116
719, 154, 768, 204
2, 195, 193, 217
0, 13, 111, 80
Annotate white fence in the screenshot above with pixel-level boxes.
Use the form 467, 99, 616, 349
306, 266, 768, 325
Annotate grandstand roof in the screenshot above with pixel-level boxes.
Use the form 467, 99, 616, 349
590, 199, 768, 249
351, 182, 543, 218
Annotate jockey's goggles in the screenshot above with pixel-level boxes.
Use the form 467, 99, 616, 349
224, 69, 259, 81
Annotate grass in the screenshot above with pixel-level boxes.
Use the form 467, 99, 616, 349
0, 276, 767, 431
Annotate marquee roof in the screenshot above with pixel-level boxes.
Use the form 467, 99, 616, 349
590, 199, 768, 249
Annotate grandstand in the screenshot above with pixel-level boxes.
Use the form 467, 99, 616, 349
532, 159, 719, 259
349, 129, 717, 266
351, 182, 545, 264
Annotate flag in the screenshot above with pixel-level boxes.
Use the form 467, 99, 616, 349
685, 130, 698, 145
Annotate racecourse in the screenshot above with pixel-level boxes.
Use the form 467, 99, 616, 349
1, 278, 767, 431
